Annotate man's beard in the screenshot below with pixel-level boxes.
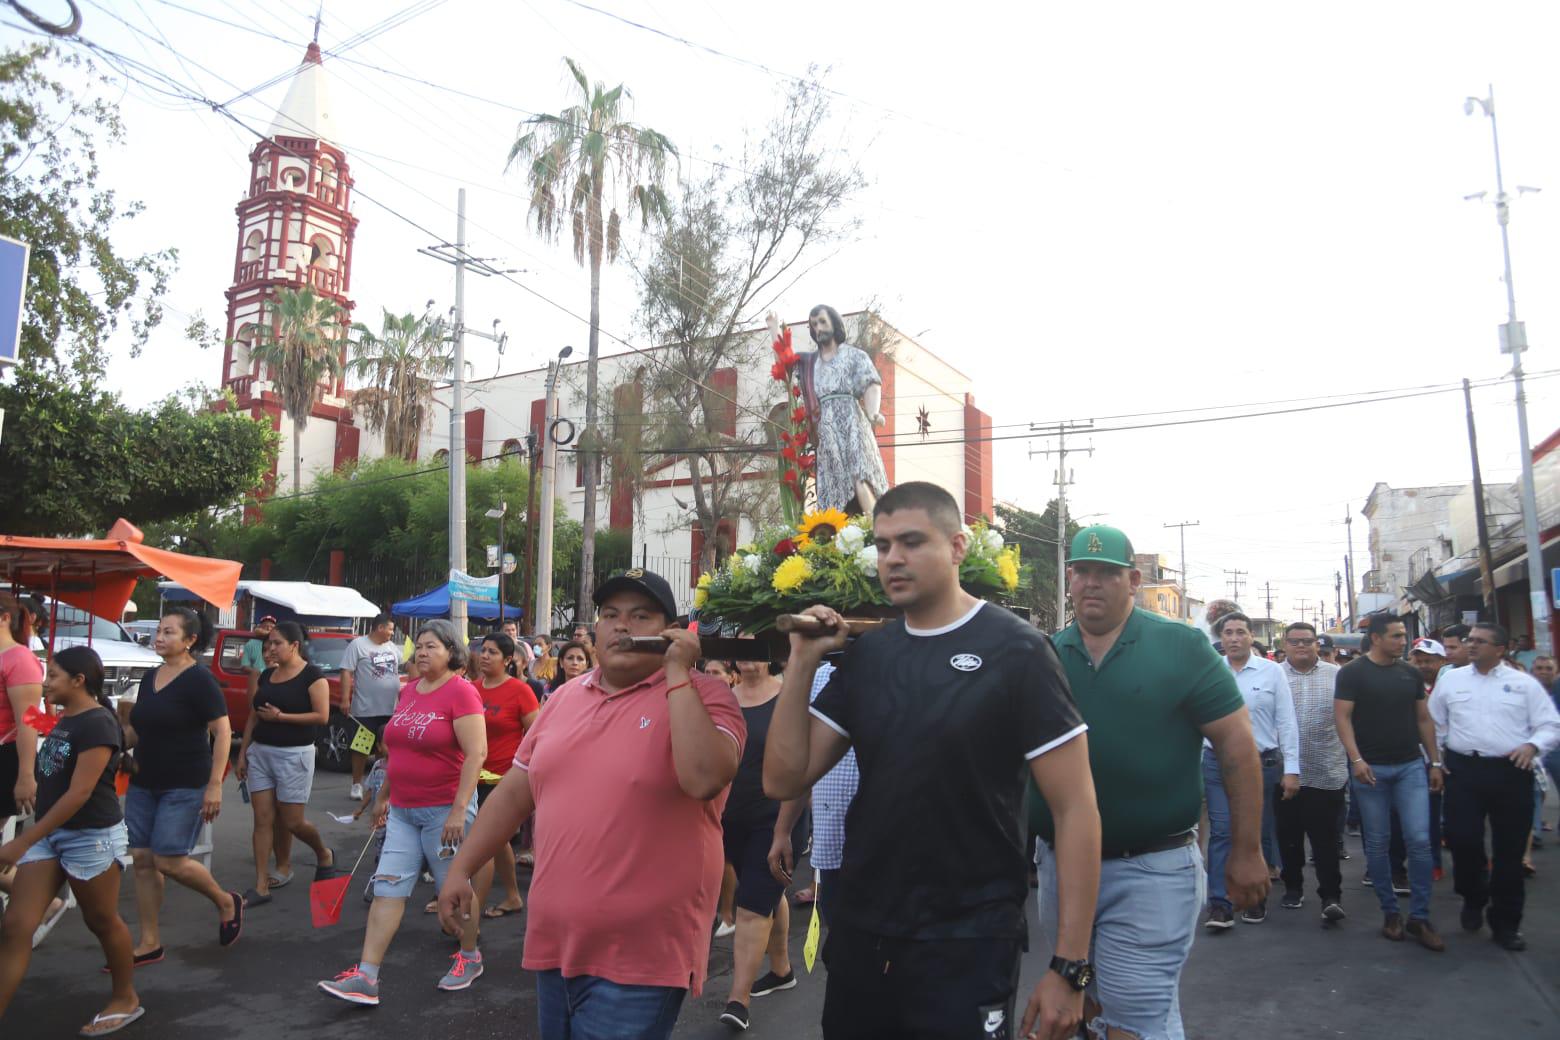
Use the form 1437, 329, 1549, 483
810, 326, 833, 347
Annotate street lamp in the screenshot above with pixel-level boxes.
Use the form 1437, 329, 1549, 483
533, 346, 574, 637
485, 503, 507, 626
1465, 86, 1552, 654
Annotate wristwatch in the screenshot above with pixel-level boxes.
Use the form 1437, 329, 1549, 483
1048, 956, 1094, 991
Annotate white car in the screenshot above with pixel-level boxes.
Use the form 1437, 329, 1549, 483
29, 601, 163, 701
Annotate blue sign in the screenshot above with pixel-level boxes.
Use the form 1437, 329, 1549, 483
448, 569, 499, 603
1552, 567, 1560, 610
0, 235, 29, 367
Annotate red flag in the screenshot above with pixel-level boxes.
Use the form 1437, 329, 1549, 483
310, 875, 353, 928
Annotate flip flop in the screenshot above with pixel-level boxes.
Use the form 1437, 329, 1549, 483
32, 892, 73, 948
100, 947, 163, 974
219, 892, 244, 947
482, 903, 523, 918
267, 871, 294, 889
314, 850, 341, 881
791, 888, 816, 905
424, 900, 439, 914
241, 888, 272, 908
78, 1006, 145, 1036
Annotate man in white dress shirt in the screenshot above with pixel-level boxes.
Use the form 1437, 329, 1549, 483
1203, 613, 1299, 927
1429, 621, 1560, 951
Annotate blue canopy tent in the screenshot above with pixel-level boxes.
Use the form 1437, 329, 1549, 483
391, 584, 523, 621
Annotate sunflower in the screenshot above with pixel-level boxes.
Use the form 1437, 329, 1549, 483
796, 507, 850, 548
772, 554, 812, 592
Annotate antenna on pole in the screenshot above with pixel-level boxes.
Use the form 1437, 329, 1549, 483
313, 3, 323, 44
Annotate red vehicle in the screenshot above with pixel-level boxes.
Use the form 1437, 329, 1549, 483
209, 629, 359, 773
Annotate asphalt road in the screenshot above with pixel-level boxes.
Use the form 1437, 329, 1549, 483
10, 773, 1560, 1039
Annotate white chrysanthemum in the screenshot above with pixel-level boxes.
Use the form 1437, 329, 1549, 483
961, 523, 974, 545
982, 528, 1005, 555
741, 553, 763, 575
855, 545, 879, 577
836, 525, 865, 554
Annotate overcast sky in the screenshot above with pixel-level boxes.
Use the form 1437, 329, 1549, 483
15, 0, 1560, 623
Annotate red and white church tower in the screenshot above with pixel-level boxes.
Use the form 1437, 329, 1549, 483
220, 39, 361, 494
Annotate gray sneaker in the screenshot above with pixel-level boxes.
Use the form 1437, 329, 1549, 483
438, 951, 484, 991
319, 965, 379, 1006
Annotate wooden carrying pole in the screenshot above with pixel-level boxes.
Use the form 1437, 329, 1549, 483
613, 615, 888, 658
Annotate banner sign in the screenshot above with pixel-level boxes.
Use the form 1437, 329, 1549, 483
448, 569, 499, 603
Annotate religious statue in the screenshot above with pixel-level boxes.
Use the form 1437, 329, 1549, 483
768, 304, 889, 515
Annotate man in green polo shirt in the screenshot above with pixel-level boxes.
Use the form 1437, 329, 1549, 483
1030, 525, 1267, 1040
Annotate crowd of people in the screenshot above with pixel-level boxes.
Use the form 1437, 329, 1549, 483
1, 479, 1559, 1039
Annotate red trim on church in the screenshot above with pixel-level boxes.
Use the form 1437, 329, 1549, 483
874, 353, 896, 484
963, 394, 993, 523
464, 409, 484, 463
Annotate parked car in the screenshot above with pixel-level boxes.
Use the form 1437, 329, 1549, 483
27, 601, 162, 704
207, 628, 359, 773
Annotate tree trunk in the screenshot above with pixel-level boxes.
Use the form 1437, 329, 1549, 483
292, 418, 302, 494
578, 222, 603, 616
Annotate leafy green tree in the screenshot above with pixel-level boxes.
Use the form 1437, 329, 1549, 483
996, 499, 1081, 632
349, 308, 452, 460
0, 45, 178, 378
508, 56, 677, 612
248, 285, 345, 493
0, 367, 274, 536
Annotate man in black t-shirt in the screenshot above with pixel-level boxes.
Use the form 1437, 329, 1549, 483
1334, 614, 1444, 952
766, 482, 1100, 1040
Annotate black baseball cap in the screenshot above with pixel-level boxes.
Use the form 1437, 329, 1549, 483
1316, 634, 1335, 649
593, 568, 678, 622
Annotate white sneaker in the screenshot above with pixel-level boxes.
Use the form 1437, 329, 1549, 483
350, 784, 363, 800
714, 920, 736, 938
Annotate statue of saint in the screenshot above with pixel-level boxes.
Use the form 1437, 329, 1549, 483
769, 305, 889, 514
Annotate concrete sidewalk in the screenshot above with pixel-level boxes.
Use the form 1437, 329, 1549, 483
10, 772, 1559, 1038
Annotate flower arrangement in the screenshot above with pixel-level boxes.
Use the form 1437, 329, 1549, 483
769, 325, 814, 524
696, 508, 1022, 633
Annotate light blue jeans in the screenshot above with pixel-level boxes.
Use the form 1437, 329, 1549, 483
371, 798, 477, 899
1353, 761, 1433, 921
1203, 748, 1281, 911
1038, 840, 1204, 1040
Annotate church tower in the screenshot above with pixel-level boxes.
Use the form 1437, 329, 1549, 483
221, 38, 360, 493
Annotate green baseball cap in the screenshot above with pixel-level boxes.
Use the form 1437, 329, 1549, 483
1067, 525, 1135, 568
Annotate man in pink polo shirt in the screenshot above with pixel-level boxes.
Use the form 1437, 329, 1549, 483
440, 568, 745, 1039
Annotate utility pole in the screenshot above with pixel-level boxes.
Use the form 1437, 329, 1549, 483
1164, 521, 1199, 620
419, 189, 510, 643
1224, 568, 1247, 601
1294, 600, 1312, 629
518, 433, 540, 635
1463, 377, 1501, 624
1262, 581, 1278, 626
1465, 88, 1547, 649
1335, 571, 1343, 630
1029, 421, 1094, 631
532, 347, 573, 636
1344, 508, 1358, 630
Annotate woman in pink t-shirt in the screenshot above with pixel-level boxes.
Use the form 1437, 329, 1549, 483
317, 619, 490, 1007
0, 594, 44, 827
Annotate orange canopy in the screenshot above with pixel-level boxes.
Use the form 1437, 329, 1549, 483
0, 519, 241, 621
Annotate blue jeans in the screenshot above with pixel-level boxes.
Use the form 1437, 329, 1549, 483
534, 970, 685, 1040
372, 799, 477, 899
124, 785, 205, 857
1038, 840, 1204, 1040
1203, 748, 1281, 910
1354, 761, 1434, 920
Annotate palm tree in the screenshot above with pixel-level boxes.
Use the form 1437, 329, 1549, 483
249, 285, 345, 493
349, 308, 452, 461
508, 56, 676, 609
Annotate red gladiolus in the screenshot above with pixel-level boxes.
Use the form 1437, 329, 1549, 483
791, 385, 801, 398
781, 446, 798, 461
790, 406, 807, 424
774, 538, 797, 556
799, 453, 815, 469
783, 326, 793, 349
771, 361, 787, 381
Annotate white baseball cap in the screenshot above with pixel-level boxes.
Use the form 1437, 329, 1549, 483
1411, 637, 1446, 657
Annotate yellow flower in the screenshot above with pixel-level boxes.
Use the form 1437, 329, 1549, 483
796, 507, 850, 548
996, 550, 1020, 592
693, 585, 709, 609
772, 554, 812, 592
697, 572, 712, 589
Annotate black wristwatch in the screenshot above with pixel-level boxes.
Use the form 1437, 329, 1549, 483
1048, 956, 1094, 991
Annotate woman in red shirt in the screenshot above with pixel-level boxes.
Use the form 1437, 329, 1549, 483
474, 633, 539, 918
316, 620, 489, 1006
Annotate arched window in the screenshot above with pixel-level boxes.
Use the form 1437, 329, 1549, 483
280, 166, 306, 189
432, 448, 449, 462
242, 230, 264, 261
309, 235, 335, 269
501, 438, 524, 459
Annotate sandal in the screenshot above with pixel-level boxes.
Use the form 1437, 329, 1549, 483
79, 1006, 145, 1036
517, 851, 535, 867
483, 903, 523, 918
241, 888, 272, 908
268, 871, 294, 889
